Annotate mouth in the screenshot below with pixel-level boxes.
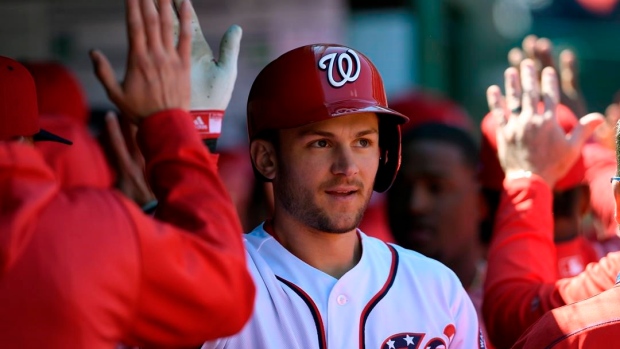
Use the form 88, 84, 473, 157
404, 226, 435, 243
325, 189, 358, 196
325, 186, 360, 198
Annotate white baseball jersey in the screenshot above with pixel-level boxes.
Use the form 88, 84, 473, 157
203, 223, 486, 349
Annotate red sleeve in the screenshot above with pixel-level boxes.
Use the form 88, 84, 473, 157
483, 175, 565, 349
512, 285, 620, 349
583, 143, 617, 240
122, 110, 255, 347
483, 175, 619, 349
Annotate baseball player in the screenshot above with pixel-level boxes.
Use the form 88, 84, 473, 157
481, 59, 614, 349
0, 0, 255, 347
494, 41, 620, 348
201, 44, 485, 349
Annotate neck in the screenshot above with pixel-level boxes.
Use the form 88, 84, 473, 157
269, 215, 362, 279
445, 245, 484, 291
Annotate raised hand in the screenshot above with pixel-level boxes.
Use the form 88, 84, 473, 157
486, 59, 604, 187
90, 0, 193, 123
168, 0, 242, 111
508, 34, 587, 118
104, 111, 156, 208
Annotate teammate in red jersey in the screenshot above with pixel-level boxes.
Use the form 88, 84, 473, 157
0, 0, 255, 347
480, 58, 619, 349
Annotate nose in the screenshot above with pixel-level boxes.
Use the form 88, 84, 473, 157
330, 145, 359, 177
409, 184, 432, 214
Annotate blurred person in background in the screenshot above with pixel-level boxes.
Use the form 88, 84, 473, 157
383, 90, 494, 348
484, 56, 620, 349
510, 122, 620, 347
480, 57, 620, 349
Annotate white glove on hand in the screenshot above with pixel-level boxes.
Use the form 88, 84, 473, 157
169, 0, 242, 139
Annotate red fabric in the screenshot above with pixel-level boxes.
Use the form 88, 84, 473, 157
358, 193, 394, 243
34, 113, 113, 189
479, 103, 585, 191
556, 236, 599, 278
512, 283, 620, 349
389, 89, 474, 133
23, 61, 89, 123
582, 142, 618, 241
0, 109, 255, 348
483, 175, 619, 349
0, 57, 39, 140
216, 146, 256, 229
576, 0, 619, 15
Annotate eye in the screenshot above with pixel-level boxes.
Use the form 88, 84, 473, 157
356, 138, 373, 147
310, 139, 329, 148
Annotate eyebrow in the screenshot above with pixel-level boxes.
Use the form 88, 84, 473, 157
299, 128, 379, 138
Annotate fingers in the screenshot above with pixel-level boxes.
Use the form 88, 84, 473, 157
218, 25, 243, 69
158, 0, 176, 51
522, 34, 538, 59
534, 37, 555, 71
141, 0, 164, 54
541, 67, 559, 120
175, 0, 213, 60
508, 47, 524, 70
90, 50, 122, 104
126, 0, 146, 55
176, 0, 193, 65
570, 112, 605, 148
504, 67, 522, 116
487, 85, 506, 126
559, 49, 578, 94
606, 103, 620, 126
104, 111, 135, 173
520, 59, 540, 116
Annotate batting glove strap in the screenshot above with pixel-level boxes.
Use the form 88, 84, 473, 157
190, 110, 224, 140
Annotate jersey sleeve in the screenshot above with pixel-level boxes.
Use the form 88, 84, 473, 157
121, 110, 255, 347
453, 283, 488, 349
483, 175, 566, 348
483, 175, 618, 349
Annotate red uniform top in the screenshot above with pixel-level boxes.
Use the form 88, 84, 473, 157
483, 176, 620, 349
0, 110, 255, 348
512, 282, 620, 349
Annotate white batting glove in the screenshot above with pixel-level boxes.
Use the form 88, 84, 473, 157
170, 0, 242, 140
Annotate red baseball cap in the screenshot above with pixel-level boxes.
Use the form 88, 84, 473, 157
389, 89, 474, 133
23, 61, 89, 123
479, 102, 585, 191
0, 56, 71, 144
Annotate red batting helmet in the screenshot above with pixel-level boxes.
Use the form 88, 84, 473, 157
247, 44, 409, 192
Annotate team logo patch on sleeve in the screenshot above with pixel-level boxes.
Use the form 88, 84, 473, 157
381, 333, 423, 349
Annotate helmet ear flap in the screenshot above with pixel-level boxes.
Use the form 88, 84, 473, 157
374, 119, 402, 193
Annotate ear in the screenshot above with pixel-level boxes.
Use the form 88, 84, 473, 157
614, 180, 620, 225
250, 139, 277, 181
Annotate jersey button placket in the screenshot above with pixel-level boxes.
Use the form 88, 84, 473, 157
336, 294, 348, 305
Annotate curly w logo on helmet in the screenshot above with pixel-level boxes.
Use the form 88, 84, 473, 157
318, 49, 361, 88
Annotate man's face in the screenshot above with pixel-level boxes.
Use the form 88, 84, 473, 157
387, 139, 482, 263
273, 112, 380, 234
